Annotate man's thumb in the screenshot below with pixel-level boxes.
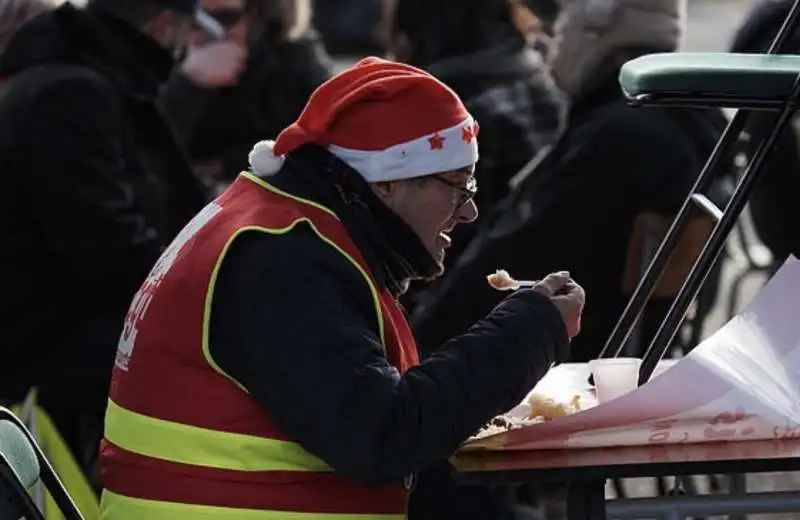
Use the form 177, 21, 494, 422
537, 271, 570, 295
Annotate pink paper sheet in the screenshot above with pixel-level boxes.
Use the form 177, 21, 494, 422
462, 256, 800, 452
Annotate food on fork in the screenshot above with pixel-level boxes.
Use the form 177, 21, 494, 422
486, 269, 517, 290
527, 393, 582, 421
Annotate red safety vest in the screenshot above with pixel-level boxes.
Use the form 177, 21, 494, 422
99, 172, 419, 520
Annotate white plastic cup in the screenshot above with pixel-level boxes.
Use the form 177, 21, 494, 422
589, 357, 642, 404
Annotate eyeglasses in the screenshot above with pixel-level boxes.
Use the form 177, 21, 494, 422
203, 7, 245, 28
430, 175, 478, 208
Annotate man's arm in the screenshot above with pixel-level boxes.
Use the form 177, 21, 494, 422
21, 76, 166, 295
209, 225, 568, 484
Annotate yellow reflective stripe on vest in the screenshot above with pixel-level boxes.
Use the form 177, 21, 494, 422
100, 490, 405, 520
104, 399, 332, 472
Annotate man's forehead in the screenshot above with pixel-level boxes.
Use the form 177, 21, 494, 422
450, 166, 476, 178
417, 166, 475, 183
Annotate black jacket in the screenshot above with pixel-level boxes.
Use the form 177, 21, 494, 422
207, 146, 569, 517
0, 4, 207, 400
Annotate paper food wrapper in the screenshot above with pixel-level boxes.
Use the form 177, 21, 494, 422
462, 256, 800, 452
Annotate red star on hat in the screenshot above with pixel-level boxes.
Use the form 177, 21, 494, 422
462, 127, 474, 142
428, 133, 445, 150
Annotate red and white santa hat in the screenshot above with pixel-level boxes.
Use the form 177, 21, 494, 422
248, 57, 479, 182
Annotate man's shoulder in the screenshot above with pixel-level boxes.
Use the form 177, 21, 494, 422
223, 217, 370, 280
215, 220, 381, 322
33, 62, 112, 91
0, 65, 115, 150
1, 63, 116, 109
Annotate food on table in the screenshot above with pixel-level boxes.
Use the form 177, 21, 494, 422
486, 269, 517, 290
467, 394, 583, 442
470, 414, 543, 440
527, 393, 582, 420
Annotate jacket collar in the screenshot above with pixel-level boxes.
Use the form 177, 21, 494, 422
265, 146, 440, 296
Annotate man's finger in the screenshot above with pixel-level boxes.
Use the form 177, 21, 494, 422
559, 280, 586, 302
551, 288, 586, 308
536, 271, 570, 295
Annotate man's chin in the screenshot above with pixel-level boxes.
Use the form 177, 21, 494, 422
410, 247, 446, 285
426, 260, 446, 281
411, 261, 445, 286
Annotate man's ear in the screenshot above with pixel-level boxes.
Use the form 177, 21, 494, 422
371, 181, 394, 197
371, 181, 402, 208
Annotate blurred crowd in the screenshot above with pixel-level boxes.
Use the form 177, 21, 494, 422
0, 0, 798, 510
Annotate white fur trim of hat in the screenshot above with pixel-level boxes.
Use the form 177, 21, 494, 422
248, 118, 479, 181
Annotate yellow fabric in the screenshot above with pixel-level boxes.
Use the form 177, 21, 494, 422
104, 399, 331, 472
11, 392, 100, 520
100, 490, 405, 520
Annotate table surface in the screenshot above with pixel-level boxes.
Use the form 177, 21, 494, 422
452, 439, 800, 485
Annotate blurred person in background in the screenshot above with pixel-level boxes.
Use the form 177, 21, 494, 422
313, 0, 386, 54
162, 0, 334, 191
409, 0, 731, 364
523, 0, 559, 34
730, 0, 800, 270
539, 0, 712, 360
391, 0, 566, 228
0, 0, 208, 484
0, 0, 56, 56
389, 0, 567, 316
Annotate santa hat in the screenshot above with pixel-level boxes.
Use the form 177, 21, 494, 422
248, 57, 479, 182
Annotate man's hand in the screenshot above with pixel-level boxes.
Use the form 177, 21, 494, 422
533, 271, 586, 339
180, 41, 248, 88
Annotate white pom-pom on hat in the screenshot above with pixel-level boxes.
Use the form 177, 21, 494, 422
249, 140, 285, 177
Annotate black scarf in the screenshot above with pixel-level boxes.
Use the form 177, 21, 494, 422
281, 146, 441, 296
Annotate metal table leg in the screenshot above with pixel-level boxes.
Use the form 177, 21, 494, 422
728, 473, 748, 520
567, 480, 606, 520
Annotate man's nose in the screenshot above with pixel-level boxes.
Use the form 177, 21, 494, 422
456, 199, 479, 224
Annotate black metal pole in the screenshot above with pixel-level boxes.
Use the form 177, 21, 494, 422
766, 0, 800, 54
0, 465, 45, 520
638, 75, 800, 384
597, 110, 744, 359
38, 458, 85, 520
598, 0, 800, 360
